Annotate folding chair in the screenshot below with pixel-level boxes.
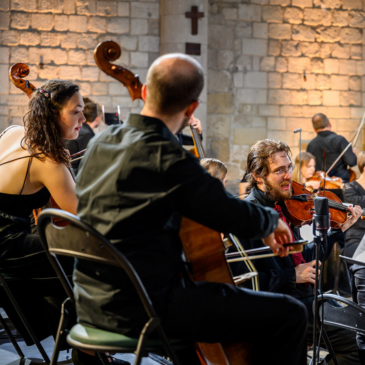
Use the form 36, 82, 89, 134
0, 261, 53, 364
37, 208, 189, 365
313, 255, 365, 364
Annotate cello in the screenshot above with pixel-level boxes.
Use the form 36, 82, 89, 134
94, 40, 255, 364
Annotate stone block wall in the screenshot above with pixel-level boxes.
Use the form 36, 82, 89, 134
0, 0, 160, 129
207, 0, 365, 186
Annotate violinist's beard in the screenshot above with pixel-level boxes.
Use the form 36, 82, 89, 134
263, 178, 292, 202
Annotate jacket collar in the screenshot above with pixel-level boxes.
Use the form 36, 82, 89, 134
251, 186, 276, 208
125, 113, 179, 145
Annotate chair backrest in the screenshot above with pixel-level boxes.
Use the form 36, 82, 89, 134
339, 255, 365, 268
37, 208, 157, 318
318, 294, 365, 335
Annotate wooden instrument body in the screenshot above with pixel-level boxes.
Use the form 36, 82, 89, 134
307, 171, 343, 190
283, 181, 348, 229
179, 218, 253, 365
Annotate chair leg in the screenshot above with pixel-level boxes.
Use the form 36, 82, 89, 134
320, 327, 339, 365
156, 327, 180, 365
0, 273, 50, 364
97, 352, 109, 365
50, 298, 72, 365
0, 310, 25, 358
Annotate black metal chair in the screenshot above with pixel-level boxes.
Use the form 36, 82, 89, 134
0, 261, 57, 364
37, 208, 186, 365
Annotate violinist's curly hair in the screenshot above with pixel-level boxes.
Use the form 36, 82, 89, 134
22, 79, 80, 166
246, 139, 292, 188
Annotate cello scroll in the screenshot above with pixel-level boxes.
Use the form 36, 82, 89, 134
9, 63, 36, 98
94, 40, 143, 101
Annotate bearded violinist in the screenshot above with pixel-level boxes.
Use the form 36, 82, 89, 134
74, 53, 308, 365
233, 139, 362, 364
307, 113, 357, 183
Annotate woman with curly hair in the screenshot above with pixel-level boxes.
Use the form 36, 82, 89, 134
0, 79, 84, 347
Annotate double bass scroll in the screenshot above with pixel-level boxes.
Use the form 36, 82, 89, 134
94, 40, 143, 101
9, 63, 36, 98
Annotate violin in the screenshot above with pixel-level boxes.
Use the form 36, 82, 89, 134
283, 181, 365, 229
306, 171, 343, 190
9, 63, 75, 226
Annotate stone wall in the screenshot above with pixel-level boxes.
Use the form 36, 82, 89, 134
0, 0, 159, 129
207, 0, 365, 187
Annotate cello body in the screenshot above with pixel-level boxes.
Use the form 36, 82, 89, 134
179, 218, 253, 365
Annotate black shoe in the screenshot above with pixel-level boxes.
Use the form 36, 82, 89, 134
103, 354, 131, 365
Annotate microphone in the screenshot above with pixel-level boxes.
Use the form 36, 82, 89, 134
313, 197, 330, 233
294, 128, 302, 133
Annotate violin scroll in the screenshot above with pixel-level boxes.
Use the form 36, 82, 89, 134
9, 63, 36, 99
94, 40, 143, 101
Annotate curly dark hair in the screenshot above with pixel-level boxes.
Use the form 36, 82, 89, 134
22, 79, 80, 166
246, 139, 292, 188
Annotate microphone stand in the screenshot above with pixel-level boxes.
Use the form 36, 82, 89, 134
294, 128, 302, 184
310, 198, 338, 365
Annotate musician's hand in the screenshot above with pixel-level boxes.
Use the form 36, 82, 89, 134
65, 149, 70, 156
341, 205, 363, 232
189, 115, 202, 134
305, 180, 320, 190
295, 260, 321, 284
262, 220, 291, 257
353, 147, 357, 155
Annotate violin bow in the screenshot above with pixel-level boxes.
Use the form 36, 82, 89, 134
228, 234, 259, 291
327, 109, 365, 175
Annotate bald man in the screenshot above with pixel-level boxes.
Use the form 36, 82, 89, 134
307, 113, 357, 182
74, 54, 307, 364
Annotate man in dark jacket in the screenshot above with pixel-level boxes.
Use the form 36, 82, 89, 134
307, 113, 357, 182
234, 139, 362, 364
74, 54, 308, 364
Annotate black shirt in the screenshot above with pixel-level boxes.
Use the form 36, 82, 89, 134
306, 131, 357, 182
73, 113, 279, 335
65, 123, 95, 175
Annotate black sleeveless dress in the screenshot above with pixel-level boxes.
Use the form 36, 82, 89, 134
0, 126, 73, 345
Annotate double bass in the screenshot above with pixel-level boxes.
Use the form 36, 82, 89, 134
94, 40, 254, 364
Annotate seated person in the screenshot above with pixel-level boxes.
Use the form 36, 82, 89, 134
66, 101, 102, 175
350, 235, 365, 363
239, 171, 250, 199
73, 53, 308, 365
233, 138, 362, 364
292, 152, 320, 190
343, 151, 365, 257
200, 157, 227, 188
0, 80, 81, 346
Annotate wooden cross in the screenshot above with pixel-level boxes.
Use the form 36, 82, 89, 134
185, 6, 204, 35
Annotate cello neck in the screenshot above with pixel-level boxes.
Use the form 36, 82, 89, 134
190, 126, 205, 160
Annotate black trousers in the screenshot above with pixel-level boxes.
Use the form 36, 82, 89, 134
158, 281, 308, 365
0, 231, 74, 345
351, 265, 365, 364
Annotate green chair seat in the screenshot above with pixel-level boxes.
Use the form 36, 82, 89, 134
69, 324, 181, 348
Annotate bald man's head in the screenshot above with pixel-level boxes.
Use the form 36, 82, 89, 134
312, 113, 330, 131
145, 53, 204, 115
